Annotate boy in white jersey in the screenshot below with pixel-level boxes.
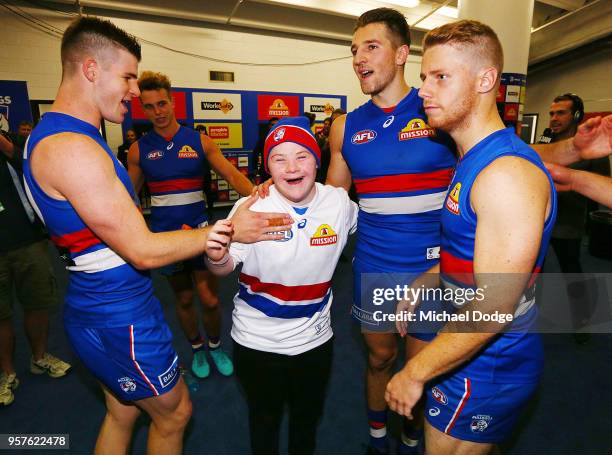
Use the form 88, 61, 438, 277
205, 117, 357, 455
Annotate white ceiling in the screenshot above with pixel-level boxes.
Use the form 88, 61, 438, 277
24, 0, 612, 63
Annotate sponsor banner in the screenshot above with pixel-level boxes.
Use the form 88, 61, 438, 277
217, 190, 229, 202
0, 80, 33, 132
131, 91, 187, 120
196, 122, 243, 149
496, 85, 505, 103
257, 94, 299, 120
500, 73, 526, 86
217, 180, 229, 191
303, 96, 341, 121
505, 85, 521, 103
229, 190, 239, 201
192, 92, 242, 120
503, 104, 519, 122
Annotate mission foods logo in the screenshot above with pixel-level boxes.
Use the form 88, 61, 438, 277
178, 145, 198, 159
351, 129, 377, 145
310, 224, 337, 246
201, 98, 234, 114
310, 102, 334, 116
446, 182, 461, 215
269, 99, 290, 117
398, 119, 435, 141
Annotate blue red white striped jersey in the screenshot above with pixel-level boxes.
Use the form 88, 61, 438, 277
228, 183, 358, 355
137, 126, 209, 232
440, 127, 557, 383
22, 112, 159, 327
342, 89, 456, 273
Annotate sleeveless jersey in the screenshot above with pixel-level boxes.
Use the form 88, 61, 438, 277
342, 89, 456, 273
228, 184, 358, 355
138, 126, 209, 232
22, 112, 159, 327
440, 127, 557, 383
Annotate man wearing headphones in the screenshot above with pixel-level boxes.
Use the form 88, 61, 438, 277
545, 93, 585, 141
541, 94, 594, 343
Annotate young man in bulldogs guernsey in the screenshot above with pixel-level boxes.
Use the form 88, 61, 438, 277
22, 16, 291, 455
384, 20, 556, 455
320, 7, 612, 455
128, 71, 255, 380
205, 116, 358, 455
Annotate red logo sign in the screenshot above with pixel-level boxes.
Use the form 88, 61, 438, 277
257, 94, 299, 120
209, 126, 229, 139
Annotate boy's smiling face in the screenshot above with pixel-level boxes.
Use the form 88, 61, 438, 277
268, 142, 317, 205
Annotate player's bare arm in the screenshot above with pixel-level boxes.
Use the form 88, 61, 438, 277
201, 134, 254, 196
325, 114, 352, 190
386, 156, 551, 418
546, 161, 612, 208
533, 114, 612, 165
31, 133, 213, 270
127, 140, 144, 193
0, 133, 15, 160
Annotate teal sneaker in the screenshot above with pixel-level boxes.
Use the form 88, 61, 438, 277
191, 350, 210, 379
209, 349, 234, 376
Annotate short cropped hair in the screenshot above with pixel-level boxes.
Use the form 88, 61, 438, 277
355, 8, 411, 48
19, 120, 33, 128
61, 16, 141, 69
138, 71, 172, 96
423, 20, 503, 76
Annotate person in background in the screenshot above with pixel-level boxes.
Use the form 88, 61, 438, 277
0, 132, 71, 407
116, 128, 138, 169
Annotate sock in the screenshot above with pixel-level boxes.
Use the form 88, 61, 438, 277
208, 336, 221, 350
399, 419, 423, 453
367, 408, 388, 452
188, 334, 205, 353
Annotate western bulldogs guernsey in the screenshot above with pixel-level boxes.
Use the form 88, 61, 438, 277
138, 126, 209, 232
425, 128, 557, 442
342, 88, 456, 273
439, 127, 557, 383
228, 184, 358, 355
22, 112, 159, 327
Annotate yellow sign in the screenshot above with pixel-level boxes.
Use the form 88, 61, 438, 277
196, 122, 243, 149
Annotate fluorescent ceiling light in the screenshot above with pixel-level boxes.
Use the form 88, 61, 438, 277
387, 0, 421, 8
438, 6, 458, 18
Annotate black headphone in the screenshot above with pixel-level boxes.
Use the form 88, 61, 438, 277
560, 93, 584, 124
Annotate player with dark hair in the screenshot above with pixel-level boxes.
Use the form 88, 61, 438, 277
22, 16, 291, 454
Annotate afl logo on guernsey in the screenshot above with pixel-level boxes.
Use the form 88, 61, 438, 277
399, 119, 435, 141
446, 182, 461, 215
351, 130, 377, 145
147, 150, 164, 160
310, 224, 338, 246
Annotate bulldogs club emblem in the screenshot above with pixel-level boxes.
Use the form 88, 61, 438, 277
274, 127, 286, 142
118, 377, 137, 393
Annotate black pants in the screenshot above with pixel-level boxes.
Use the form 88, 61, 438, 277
233, 339, 333, 455
550, 237, 594, 327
